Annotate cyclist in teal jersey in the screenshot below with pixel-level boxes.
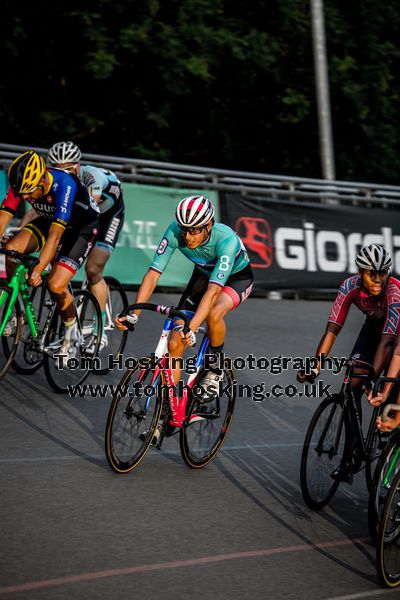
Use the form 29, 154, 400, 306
116, 195, 254, 396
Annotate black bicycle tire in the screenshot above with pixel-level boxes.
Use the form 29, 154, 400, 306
95, 275, 129, 375
105, 361, 163, 473
0, 284, 22, 381
300, 394, 350, 510
376, 468, 400, 587
43, 289, 102, 393
179, 367, 236, 469
6, 285, 45, 374
368, 431, 400, 545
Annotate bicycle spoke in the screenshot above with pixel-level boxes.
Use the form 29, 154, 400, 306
105, 363, 163, 473
300, 394, 348, 510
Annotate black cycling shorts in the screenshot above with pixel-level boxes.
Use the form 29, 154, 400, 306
350, 317, 384, 367
23, 216, 98, 274
95, 202, 125, 253
178, 264, 254, 312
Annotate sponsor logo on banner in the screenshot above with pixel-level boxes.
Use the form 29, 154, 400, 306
235, 217, 273, 268
273, 223, 399, 273
235, 215, 400, 275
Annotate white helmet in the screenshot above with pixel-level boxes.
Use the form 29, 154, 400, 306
355, 244, 392, 272
47, 141, 82, 165
176, 195, 215, 228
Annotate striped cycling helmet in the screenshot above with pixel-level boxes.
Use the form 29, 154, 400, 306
8, 151, 46, 194
355, 244, 392, 272
176, 196, 215, 228
47, 141, 82, 166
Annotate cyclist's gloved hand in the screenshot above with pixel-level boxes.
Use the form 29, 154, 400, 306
115, 312, 138, 331
27, 267, 43, 288
1, 228, 20, 246
297, 369, 318, 384
180, 329, 196, 347
368, 389, 385, 407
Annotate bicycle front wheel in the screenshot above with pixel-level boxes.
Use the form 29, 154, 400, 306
180, 367, 236, 469
376, 469, 400, 587
0, 284, 22, 380
5, 283, 49, 375
105, 361, 163, 473
300, 394, 349, 510
368, 431, 400, 545
43, 289, 102, 393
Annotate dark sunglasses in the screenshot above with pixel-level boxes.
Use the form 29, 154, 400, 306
179, 225, 206, 236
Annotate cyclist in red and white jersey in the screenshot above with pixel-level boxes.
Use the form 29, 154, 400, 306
297, 244, 400, 403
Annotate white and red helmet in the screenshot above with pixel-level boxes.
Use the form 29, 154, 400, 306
175, 195, 215, 228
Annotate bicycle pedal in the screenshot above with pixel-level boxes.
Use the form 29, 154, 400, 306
331, 465, 353, 485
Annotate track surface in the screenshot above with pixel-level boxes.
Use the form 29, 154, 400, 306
0, 295, 394, 599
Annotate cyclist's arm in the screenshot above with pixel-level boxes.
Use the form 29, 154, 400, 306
314, 322, 342, 370
19, 208, 39, 228
131, 269, 161, 316
30, 223, 64, 278
370, 337, 400, 405
0, 187, 21, 239
372, 334, 396, 382
189, 283, 222, 332
0, 211, 12, 240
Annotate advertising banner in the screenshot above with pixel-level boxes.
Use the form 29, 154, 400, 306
0, 182, 219, 284
87, 184, 219, 286
223, 193, 400, 289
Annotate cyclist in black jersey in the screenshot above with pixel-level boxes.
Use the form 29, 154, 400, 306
0, 151, 99, 362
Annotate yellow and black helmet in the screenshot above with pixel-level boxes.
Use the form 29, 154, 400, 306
8, 151, 46, 194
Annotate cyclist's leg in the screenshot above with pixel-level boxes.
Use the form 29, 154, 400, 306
48, 221, 98, 353
168, 268, 209, 384
85, 205, 124, 320
350, 318, 382, 419
85, 246, 110, 312
206, 266, 254, 370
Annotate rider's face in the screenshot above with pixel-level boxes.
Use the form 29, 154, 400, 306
19, 186, 44, 201
54, 162, 80, 174
360, 269, 389, 295
180, 222, 212, 248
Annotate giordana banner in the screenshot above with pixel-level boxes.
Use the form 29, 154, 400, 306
222, 193, 400, 290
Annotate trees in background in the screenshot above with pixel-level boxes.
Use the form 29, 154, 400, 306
1, 0, 399, 182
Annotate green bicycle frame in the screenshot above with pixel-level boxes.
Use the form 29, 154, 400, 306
383, 446, 400, 487
0, 264, 40, 337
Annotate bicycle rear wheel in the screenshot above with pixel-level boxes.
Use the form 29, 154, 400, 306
0, 284, 22, 380
368, 431, 400, 545
376, 469, 400, 587
180, 367, 236, 469
105, 361, 163, 473
95, 275, 128, 375
43, 289, 102, 393
300, 394, 349, 510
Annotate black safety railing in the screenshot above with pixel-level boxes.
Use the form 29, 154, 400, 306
1, 142, 400, 207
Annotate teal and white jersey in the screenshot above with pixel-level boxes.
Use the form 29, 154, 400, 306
150, 222, 250, 287
79, 165, 123, 214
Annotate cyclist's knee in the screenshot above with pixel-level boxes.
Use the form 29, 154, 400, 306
169, 334, 184, 354
207, 307, 226, 327
85, 264, 103, 285
47, 278, 69, 296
